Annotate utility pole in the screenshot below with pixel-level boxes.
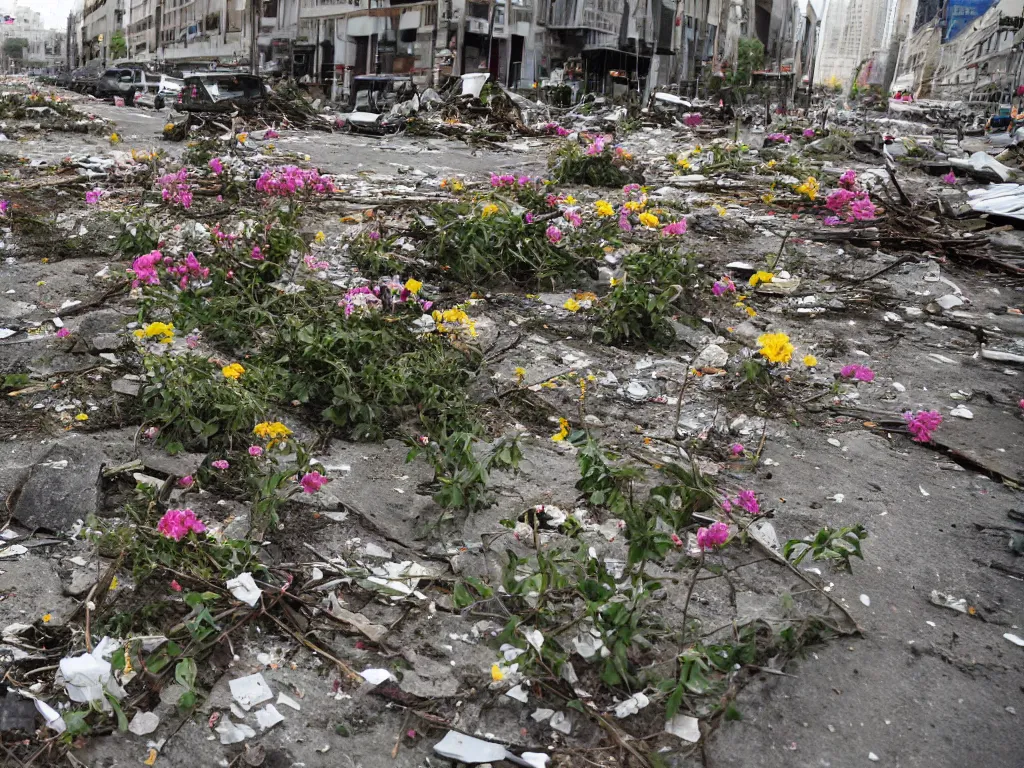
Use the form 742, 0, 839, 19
249, 0, 258, 74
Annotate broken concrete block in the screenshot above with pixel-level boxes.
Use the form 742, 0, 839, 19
13, 442, 104, 531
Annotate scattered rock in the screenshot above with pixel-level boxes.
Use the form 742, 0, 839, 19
13, 442, 105, 531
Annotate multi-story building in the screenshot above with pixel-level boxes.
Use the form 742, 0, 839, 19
814, 0, 891, 89
0, 4, 66, 67
81, 0, 127, 66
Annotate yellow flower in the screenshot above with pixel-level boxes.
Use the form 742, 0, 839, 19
514, 366, 526, 385
109, 132, 120, 144
236, 132, 248, 143
314, 231, 326, 244
713, 204, 727, 217
624, 200, 645, 213
551, 417, 570, 442
453, 180, 465, 192
595, 200, 615, 217
610, 277, 621, 287
432, 307, 477, 337
222, 363, 245, 380
766, 159, 777, 168
253, 421, 293, 442
757, 332, 794, 365
564, 195, 577, 205
491, 664, 504, 682
110, 576, 118, 590
677, 157, 691, 171
266, 143, 275, 151
795, 176, 819, 201
42, 613, 51, 623
745, 306, 757, 317
481, 203, 499, 218
133, 322, 175, 343
638, 212, 660, 228
563, 298, 581, 312
75, 413, 88, 422
164, 122, 175, 132
748, 271, 775, 287
803, 354, 818, 367
404, 278, 423, 294
761, 193, 775, 204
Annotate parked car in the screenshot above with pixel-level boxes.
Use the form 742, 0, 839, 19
134, 73, 184, 110
72, 64, 105, 94
96, 67, 145, 100
177, 73, 266, 113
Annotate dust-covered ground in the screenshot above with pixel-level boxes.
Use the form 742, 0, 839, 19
0, 81, 1021, 768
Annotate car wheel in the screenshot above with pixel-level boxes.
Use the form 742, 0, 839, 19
154, 95, 164, 110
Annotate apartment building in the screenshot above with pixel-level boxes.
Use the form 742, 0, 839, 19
0, 4, 66, 67
814, 0, 891, 89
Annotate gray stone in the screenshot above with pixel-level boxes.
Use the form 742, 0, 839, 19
138, 448, 205, 478
90, 333, 122, 352
64, 569, 95, 597
111, 378, 140, 396
12, 442, 105, 531
692, 344, 728, 369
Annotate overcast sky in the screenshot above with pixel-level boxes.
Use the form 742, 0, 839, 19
39, 0, 76, 30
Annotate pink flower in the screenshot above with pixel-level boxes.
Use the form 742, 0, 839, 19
564, 209, 582, 228
839, 170, 857, 190
546, 225, 562, 244
170, 580, 182, 592
712, 276, 735, 296
840, 363, 875, 382
406, 729, 417, 739
903, 409, 943, 443
143, 426, 159, 439
264, 129, 280, 139
85, 188, 104, 204
849, 197, 877, 221
803, 128, 815, 138
942, 171, 957, 185
209, 157, 224, 175
368, 231, 381, 241
735, 490, 760, 515
130, 250, 164, 287
255, 166, 335, 197
525, 212, 535, 224
212, 459, 229, 470
721, 498, 733, 513
661, 220, 687, 236
157, 508, 207, 541
670, 533, 684, 547
618, 214, 632, 232
684, 113, 703, 127
696, 521, 729, 550
248, 445, 264, 457
1019, 398, 1024, 410
178, 475, 194, 488
299, 471, 329, 494
823, 215, 841, 226
584, 136, 606, 155
56, 327, 70, 338
730, 443, 744, 455
0, 200, 9, 215
251, 246, 264, 261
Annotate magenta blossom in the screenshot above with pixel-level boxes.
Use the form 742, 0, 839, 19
765, 132, 791, 144
584, 136, 606, 156
942, 171, 957, 185
735, 490, 760, 515
255, 166, 335, 197
849, 197, 877, 220
0, 200, 9, 216
839, 170, 857, 190
712, 276, 736, 296
696, 521, 730, 551
661, 220, 687, 236
823, 215, 841, 226
143, 426, 159, 439
130, 250, 163, 287
178, 475, 194, 488
525, 212, 535, 224
158, 167, 193, 209
546, 225, 562, 244
211, 459, 229, 470
564, 209, 582, 228
56, 327, 70, 338
903, 409, 943, 443
299, 471, 329, 494
618, 214, 632, 232
684, 113, 703, 127
264, 129, 280, 139
251, 246, 264, 261
802, 128, 815, 138
840, 363, 875, 382
157, 508, 207, 541
368, 230, 381, 241
85, 188, 104, 204
248, 445, 263, 457
730, 443, 744, 455
209, 157, 224, 175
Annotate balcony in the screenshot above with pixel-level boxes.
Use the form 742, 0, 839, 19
300, 0, 361, 18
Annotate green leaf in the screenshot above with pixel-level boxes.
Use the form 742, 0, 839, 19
106, 694, 128, 732
665, 684, 685, 720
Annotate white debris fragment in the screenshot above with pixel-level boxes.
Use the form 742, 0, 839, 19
859, 594, 871, 607
0, 544, 28, 559
827, 438, 841, 448
664, 713, 701, 742
868, 752, 880, 762
229, 673, 273, 710
433, 731, 508, 763
276, 692, 301, 711
505, 684, 529, 703
549, 711, 572, 734
520, 753, 550, 768
60, 637, 126, 706
33, 699, 66, 734
128, 711, 160, 736
531, 708, 555, 722
359, 668, 395, 686
950, 405, 973, 419
919, 485, 930, 497
225, 573, 261, 606
523, 628, 544, 652
255, 703, 285, 730
215, 718, 256, 745
1003, 633, 1024, 647
613, 692, 650, 718
930, 590, 968, 614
